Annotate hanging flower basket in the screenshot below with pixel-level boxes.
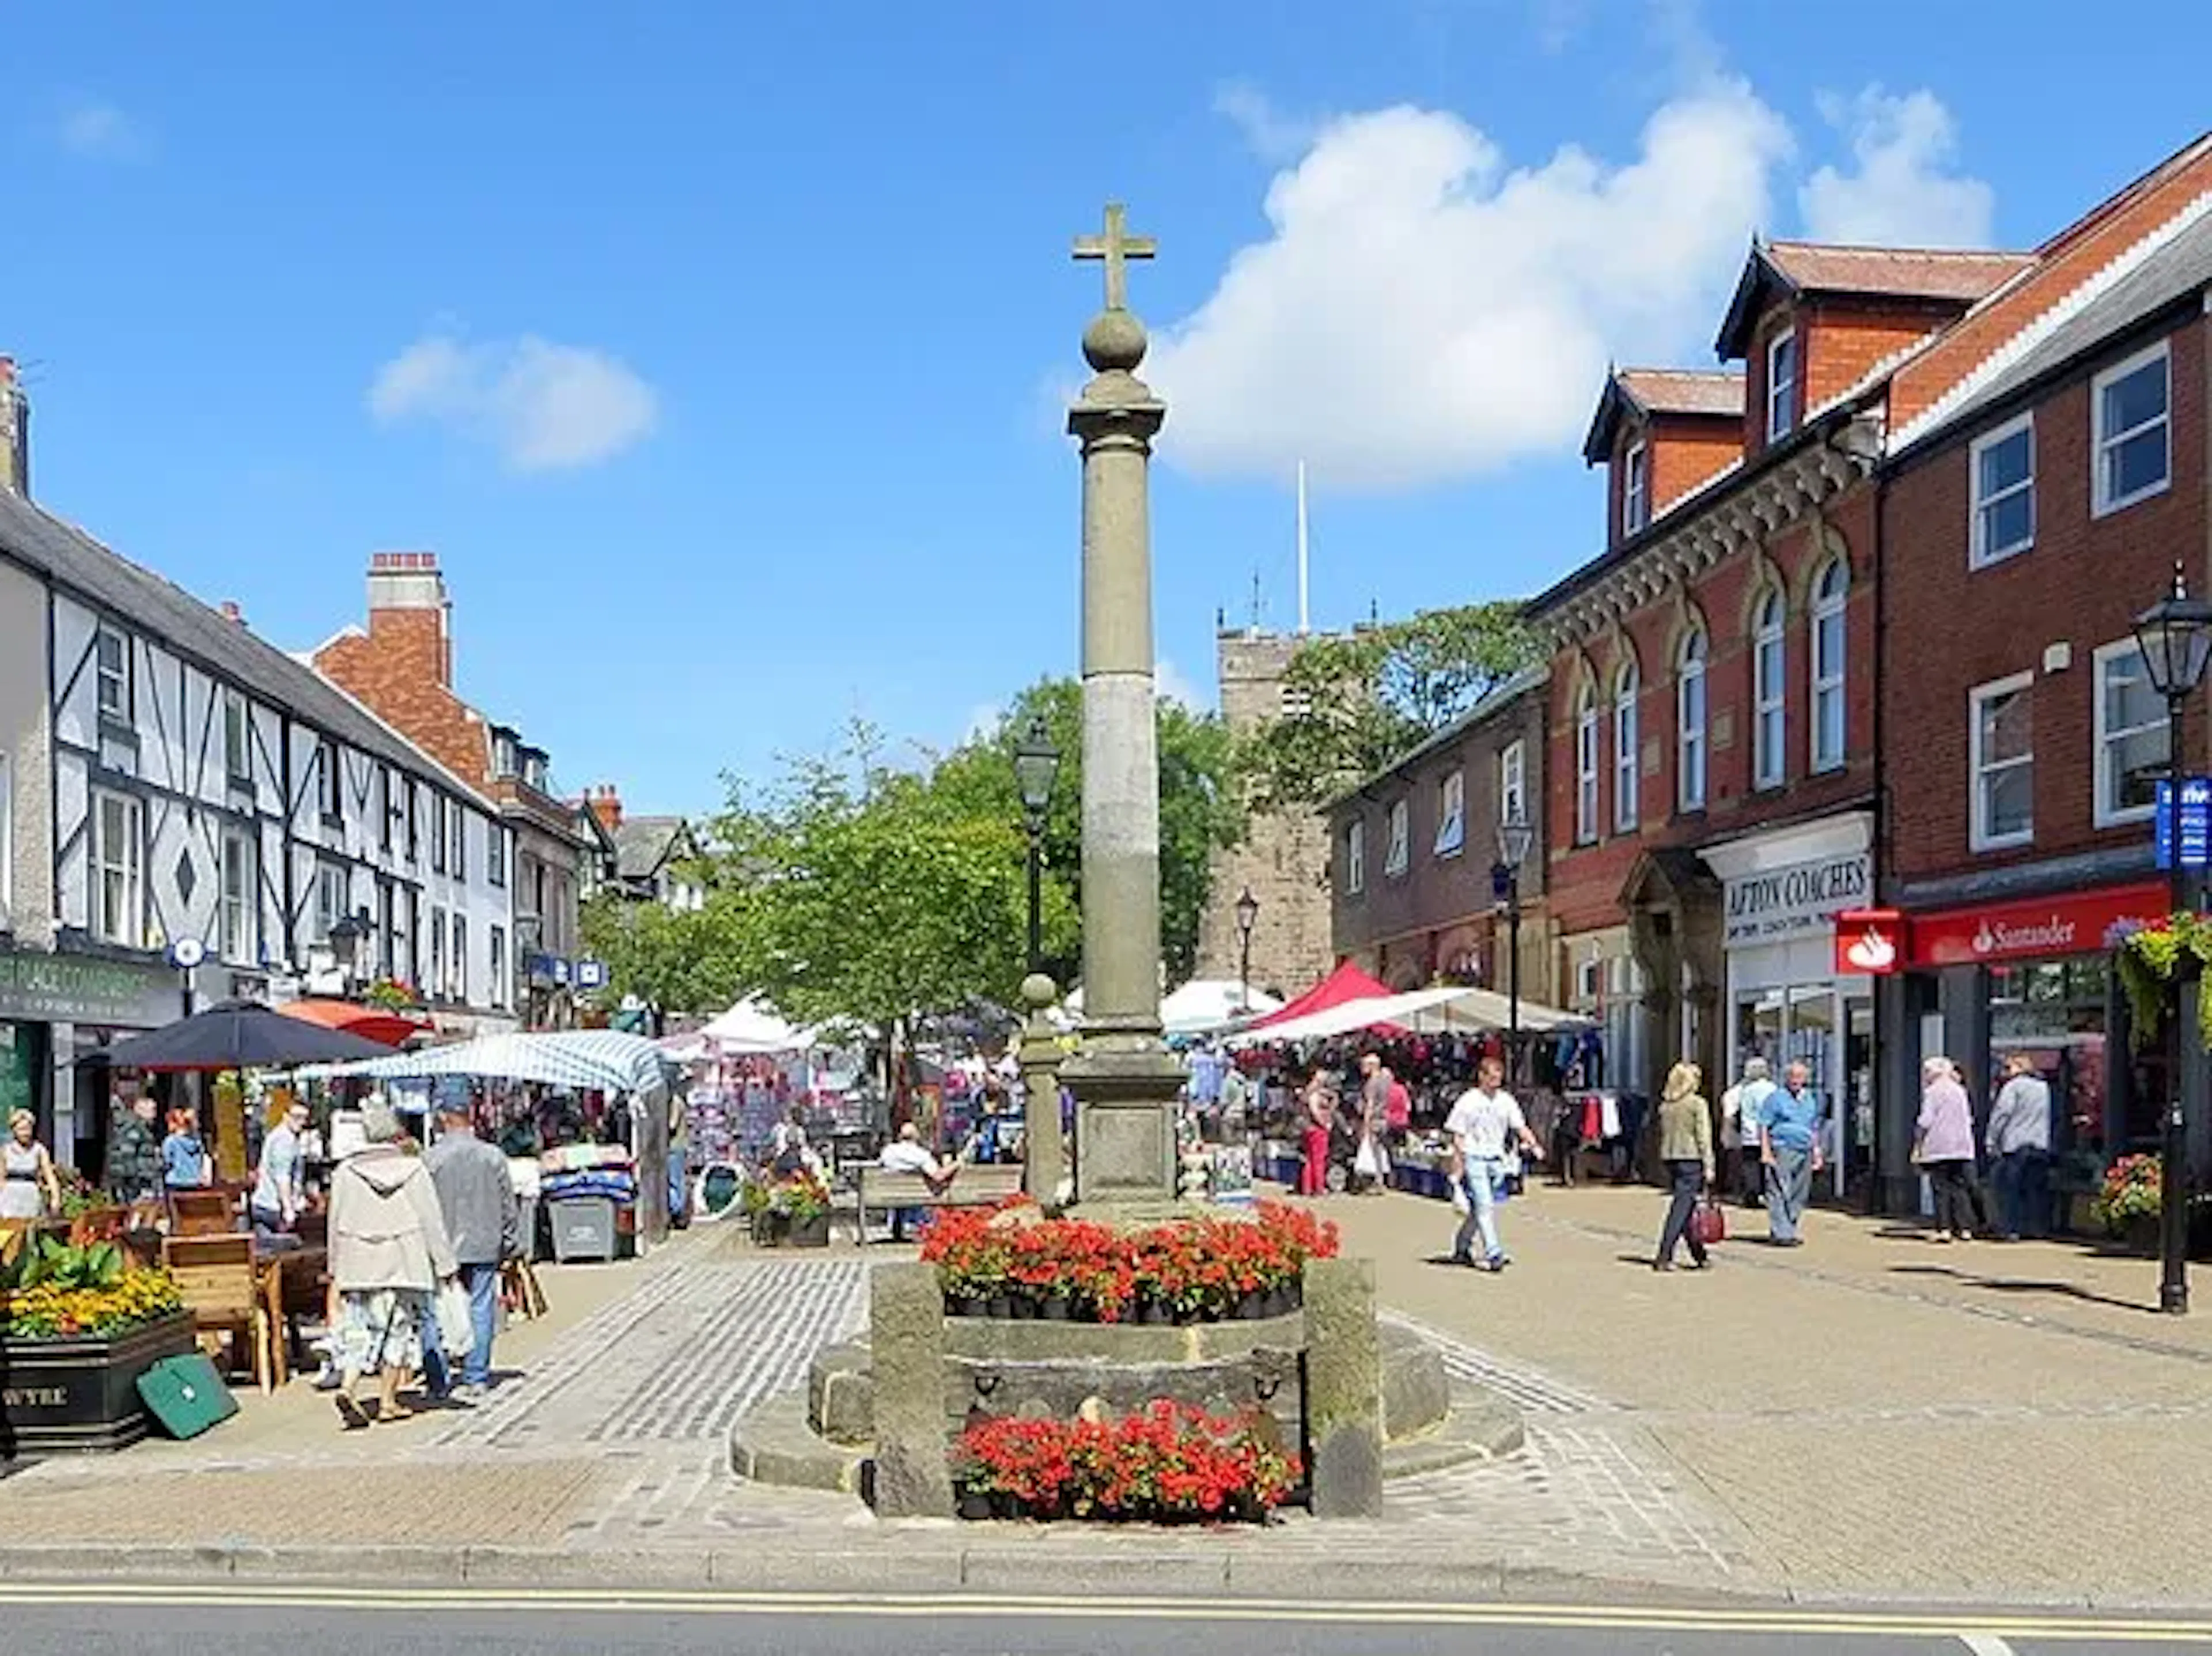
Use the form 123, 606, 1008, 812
2108, 913, 2212, 1050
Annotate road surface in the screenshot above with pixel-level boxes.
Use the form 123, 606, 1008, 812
0, 1586, 2201, 1655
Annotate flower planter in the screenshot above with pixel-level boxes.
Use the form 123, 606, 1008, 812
0, 1311, 195, 1457
2123, 1214, 2160, 1257
957, 1490, 995, 1521
757, 1211, 830, 1249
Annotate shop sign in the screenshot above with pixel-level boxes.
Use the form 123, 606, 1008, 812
0, 950, 181, 1029
1723, 852, 1872, 947
1907, 881, 2168, 969
2155, 777, 2212, 869
1833, 910, 1904, 975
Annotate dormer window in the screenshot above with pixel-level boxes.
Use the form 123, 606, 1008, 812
1766, 329, 1799, 439
493, 735, 519, 778
1621, 441, 1650, 535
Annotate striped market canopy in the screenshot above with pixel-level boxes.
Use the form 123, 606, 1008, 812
296, 1028, 671, 1096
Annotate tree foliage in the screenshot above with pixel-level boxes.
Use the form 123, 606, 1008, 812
1239, 600, 1540, 810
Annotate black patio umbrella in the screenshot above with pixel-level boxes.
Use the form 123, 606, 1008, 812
85, 999, 400, 1073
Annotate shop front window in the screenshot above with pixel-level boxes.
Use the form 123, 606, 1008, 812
1987, 958, 2145, 1165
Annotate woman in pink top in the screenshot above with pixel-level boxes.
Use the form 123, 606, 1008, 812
1299, 1071, 1338, 1198
1915, 1057, 1988, 1242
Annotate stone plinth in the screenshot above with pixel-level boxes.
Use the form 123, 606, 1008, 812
1302, 1257, 1384, 1518
866, 1262, 953, 1518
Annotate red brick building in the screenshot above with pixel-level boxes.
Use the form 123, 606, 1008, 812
1875, 139, 2212, 1209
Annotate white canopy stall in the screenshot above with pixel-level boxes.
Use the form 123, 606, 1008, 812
1222, 984, 1582, 1048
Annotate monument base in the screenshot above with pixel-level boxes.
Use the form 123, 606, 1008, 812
1060, 1034, 1185, 1209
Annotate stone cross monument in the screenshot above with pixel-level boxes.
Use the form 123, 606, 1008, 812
1059, 202, 1187, 1210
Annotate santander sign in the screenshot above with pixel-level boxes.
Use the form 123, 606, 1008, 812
1910, 882, 2166, 969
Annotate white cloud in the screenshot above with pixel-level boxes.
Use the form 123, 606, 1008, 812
1214, 82, 1315, 164
1798, 87, 1994, 249
368, 332, 658, 472
1155, 657, 1207, 710
56, 100, 149, 161
1147, 82, 1792, 492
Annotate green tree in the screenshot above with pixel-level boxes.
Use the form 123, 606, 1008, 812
579, 888, 755, 1020
929, 679, 1245, 987
1240, 600, 1540, 809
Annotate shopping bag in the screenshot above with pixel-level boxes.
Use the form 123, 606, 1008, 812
135, 1351, 239, 1441
1688, 1195, 1728, 1247
1449, 1173, 1471, 1215
436, 1279, 475, 1357
1353, 1136, 1380, 1180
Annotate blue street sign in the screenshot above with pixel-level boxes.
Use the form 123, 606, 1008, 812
575, 959, 608, 991
2156, 777, 2212, 870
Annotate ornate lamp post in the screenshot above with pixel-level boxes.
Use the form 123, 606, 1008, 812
328, 908, 374, 996
1493, 814, 1535, 1087
1013, 714, 1062, 975
1234, 886, 1259, 1012
2131, 564, 2212, 1315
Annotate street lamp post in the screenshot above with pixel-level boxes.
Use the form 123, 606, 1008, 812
2131, 562, 2212, 1316
328, 908, 373, 996
1493, 814, 1535, 1088
1234, 886, 1259, 1012
1013, 715, 1062, 976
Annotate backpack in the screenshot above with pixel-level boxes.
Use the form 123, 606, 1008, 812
1385, 1080, 1411, 1131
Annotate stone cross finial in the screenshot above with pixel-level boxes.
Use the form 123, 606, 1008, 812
1073, 202, 1156, 313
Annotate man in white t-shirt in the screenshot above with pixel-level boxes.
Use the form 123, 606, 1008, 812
879, 1122, 949, 1243
1444, 1056, 1544, 1271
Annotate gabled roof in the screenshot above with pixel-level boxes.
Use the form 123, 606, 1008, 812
0, 485, 493, 808
1890, 193, 2212, 456
1715, 239, 2032, 358
1580, 368, 1744, 464
613, 816, 697, 881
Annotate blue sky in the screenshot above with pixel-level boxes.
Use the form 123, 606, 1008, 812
5, 2, 2209, 814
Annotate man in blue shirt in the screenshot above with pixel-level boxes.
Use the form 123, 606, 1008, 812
1758, 1061, 1824, 1246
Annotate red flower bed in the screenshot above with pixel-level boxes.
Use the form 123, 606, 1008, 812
921, 1200, 1336, 1322
953, 1401, 1300, 1522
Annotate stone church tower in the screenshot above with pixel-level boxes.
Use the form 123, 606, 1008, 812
1194, 627, 1340, 1000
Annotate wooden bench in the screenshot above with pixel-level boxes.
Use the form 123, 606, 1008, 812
853, 1163, 1024, 1246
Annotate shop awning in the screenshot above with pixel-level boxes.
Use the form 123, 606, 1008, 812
276, 997, 422, 1049
1243, 960, 1396, 1032
89, 1000, 400, 1072
295, 1029, 672, 1095
1224, 984, 1585, 1048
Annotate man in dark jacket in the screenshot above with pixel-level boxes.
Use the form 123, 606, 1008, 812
422, 1103, 520, 1401
104, 1091, 162, 1204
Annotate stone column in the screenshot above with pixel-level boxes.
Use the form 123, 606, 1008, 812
1059, 207, 1187, 1211
868, 1261, 955, 1518
1017, 972, 1067, 1206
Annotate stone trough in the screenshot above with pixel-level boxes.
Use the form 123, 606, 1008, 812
729, 1260, 1523, 1515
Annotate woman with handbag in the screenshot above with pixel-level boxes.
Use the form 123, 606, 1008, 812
327, 1101, 460, 1430
1652, 1061, 1715, 1271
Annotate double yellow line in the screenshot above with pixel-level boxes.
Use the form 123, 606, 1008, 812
0, 1582, 2205, 1643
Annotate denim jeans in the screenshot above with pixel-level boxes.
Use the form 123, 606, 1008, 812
1994, 1147, 2051, 1239
1452, 1159, 1505, 1264
422, 1262, 502, 1393
1764, 1146, 1812, 1242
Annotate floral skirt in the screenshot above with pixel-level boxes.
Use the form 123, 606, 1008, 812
333, 1287, 430, 1377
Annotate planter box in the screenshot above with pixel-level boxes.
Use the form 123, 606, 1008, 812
757, 1211, 831, 1249
0, 1311, 195, 1457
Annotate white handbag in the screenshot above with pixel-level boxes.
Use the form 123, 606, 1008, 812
435, 1279, 475, 1357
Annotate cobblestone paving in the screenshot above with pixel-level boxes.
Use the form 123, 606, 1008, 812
1381, 1310, 1606, 1416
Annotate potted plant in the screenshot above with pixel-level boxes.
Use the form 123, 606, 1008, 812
2092, 1154, 2164, 1254
745, 1171, 831, 1247
0, 1238, 192, 1455
949, 1402, 1298, 1524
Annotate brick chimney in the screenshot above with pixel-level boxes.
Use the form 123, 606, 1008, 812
585, 784, 623, 831
0, 357, 29, 500
365, 551, 452, 687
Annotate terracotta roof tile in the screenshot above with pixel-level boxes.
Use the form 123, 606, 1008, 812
1762, 242, 2033, 304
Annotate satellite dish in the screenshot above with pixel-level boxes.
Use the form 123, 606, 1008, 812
170, 938, 207, 970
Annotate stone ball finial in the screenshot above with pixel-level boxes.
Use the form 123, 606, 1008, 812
1082, 309, 1147, 373
1020, 972, 1059, 1012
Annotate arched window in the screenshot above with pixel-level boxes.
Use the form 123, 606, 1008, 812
1612, 660, 1640, 832
1753, 588, 1786, 790
1677, 629, 1708, 812
1810, 559, 1849, 773
1575, 683, 1600, 843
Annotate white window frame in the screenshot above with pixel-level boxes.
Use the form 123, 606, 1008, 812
1346, 821, 1366, 896
1969, 671, 2036, 852
430, 795, 447, 874
1574, 687, 1600, 842
316, 738, 341, 821
1969, 413, 2036, 567
487, 824, 507, 888
2091, 339, 2171, 517
92, 789, 144, 947
450, 913, 468, 1002
1676, 630, 1707, 813
220, 829, 255, 965
1384, 798, 1411, 878
2093, 638, 2169, 828
449, 804, 466, 879
1810, 559, 1848, 774
1612, 663, 1639, 832
1766, 328, 1798, 440
1753, 590, 1786, 791
489, 924, 507, 1010
1434, 769, 1465, 858
95, 626, 131, 723
430, 907, 448, 999
1621, 441, 1650, 536
315, 861, 349, 942
1498, 739, 1526, 830
222, 689, 252, 782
